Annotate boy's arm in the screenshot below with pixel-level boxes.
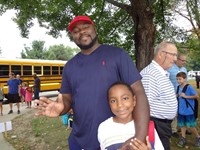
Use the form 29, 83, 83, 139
181, 93, 198, 99
181, 85, 199, 99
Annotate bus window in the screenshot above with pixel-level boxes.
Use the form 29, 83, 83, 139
43, 66, 50, 75
0, 65, 9, 77
11, 65, 21, 75
60, 66, 64, 75
34, 66, 41, 74
52, 66, 58, 75
23, 65, 32, 75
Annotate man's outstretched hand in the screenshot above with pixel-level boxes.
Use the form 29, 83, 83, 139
34, 96, 64, 117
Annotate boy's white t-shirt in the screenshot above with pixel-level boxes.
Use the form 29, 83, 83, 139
98, 117, 164, 150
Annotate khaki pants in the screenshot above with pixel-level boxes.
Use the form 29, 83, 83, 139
171, 116, 177, 133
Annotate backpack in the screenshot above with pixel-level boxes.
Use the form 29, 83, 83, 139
176, 84, 198, 119
148, 121, 155, 150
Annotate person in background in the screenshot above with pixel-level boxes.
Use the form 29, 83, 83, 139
176, 72, 200, 148
7, 72, 21, 114
25, 82, 33, 108
140, 41, 178, 150
98, 81, 164, 150
195, 72, 200, 89
16, 74, 23, 85
68, 109, 74, 129
167, 53, 188, 137
20, 82, 26, 106
33, 73, 40, 100
34, 15, 149, 150
0, 83, 4, 116
16, 74, 23, 105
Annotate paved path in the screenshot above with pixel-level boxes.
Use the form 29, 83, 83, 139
0, 91, 58, 150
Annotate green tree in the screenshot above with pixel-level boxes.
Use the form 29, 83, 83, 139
0, 0, 196, 70
171, 0, 200, 70
173, 0, 200, 40
185, 37, 200, 70
0, 0, 156, 70
21, 40, 46, 59
45, 44, 79, 60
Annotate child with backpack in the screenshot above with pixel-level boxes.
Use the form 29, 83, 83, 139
97, 81, 164, 150
176, 72, 200, 148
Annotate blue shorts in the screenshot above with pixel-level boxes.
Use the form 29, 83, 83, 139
178, 114, 196, 127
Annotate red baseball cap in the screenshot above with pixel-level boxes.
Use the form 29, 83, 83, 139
68, 16, 94, 32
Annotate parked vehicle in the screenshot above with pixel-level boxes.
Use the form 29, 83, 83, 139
188, 71, 200, 77
0, 58, 66, 98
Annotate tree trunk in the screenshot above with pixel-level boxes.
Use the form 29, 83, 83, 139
131, 0, 155, 71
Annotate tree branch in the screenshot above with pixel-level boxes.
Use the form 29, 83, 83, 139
105, 0, 132, 14
186, 1, 197, 31
174, 10, 191, 22
109, 14, 131, 36
97, 0, 106, 23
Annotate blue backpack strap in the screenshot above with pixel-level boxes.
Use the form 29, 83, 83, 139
182, 84, 189, 93
182, 84, 189, 107
176, 85, 180, 95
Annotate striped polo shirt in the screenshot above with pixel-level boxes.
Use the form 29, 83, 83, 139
140, 60, 177, 120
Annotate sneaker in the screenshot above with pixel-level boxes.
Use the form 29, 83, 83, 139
177, 136, 186, 147
8, 110, 13, 114
195, 137, 200, 147
17, 110, 20, 114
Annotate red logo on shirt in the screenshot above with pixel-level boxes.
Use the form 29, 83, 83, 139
102, 60, 105, 66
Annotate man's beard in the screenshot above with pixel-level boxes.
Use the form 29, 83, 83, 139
76, 35, 98, 50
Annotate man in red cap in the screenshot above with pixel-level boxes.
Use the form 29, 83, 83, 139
35, 16, 149, 150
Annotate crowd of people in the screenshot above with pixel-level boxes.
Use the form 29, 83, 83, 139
33, 16, 200, 150
0, 73, 40, 116
1, 15, 199, 150
167, 53, 188, 137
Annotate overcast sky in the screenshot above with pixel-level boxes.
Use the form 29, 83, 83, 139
0, 10, 77, 58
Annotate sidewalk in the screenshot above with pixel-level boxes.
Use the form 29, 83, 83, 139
0, 92, 58, 150
0, 103, 32, 150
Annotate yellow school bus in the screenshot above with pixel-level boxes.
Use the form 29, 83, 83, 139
0, 58, 66, 98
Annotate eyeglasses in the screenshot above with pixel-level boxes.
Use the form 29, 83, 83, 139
162, 51, 177, 57
178, 58, 187, 63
